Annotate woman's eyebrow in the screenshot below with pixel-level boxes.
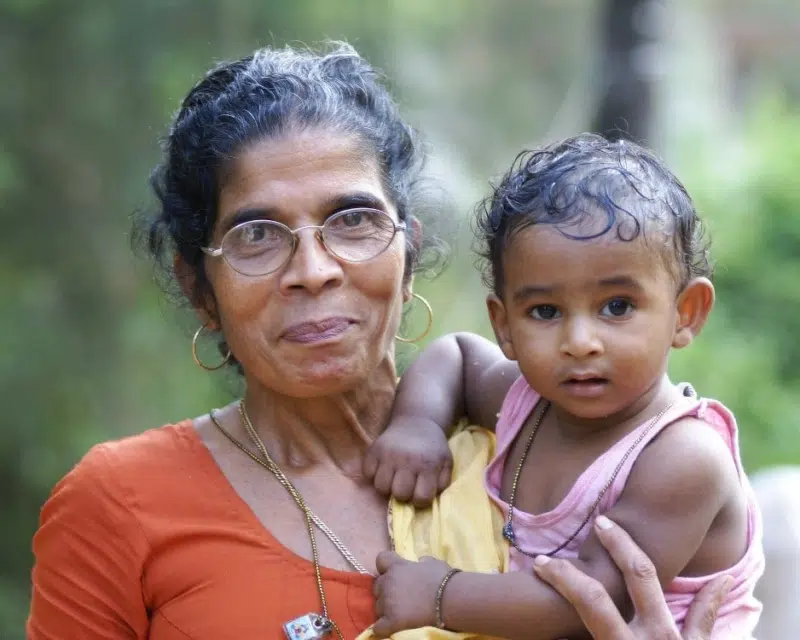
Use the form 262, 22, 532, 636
221, 207, 279, 232
218, 191, 388, 236
323, 191, 387, 212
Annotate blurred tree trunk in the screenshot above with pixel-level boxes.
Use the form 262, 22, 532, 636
591, 0, 659, 142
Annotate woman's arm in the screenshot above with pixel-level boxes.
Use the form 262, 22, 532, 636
364, 332, 519, 505
27, 445, 150, 639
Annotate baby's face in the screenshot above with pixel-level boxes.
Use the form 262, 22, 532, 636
488, 223, 682, 424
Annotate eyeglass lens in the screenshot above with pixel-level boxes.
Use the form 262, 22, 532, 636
220, 208, 401, 276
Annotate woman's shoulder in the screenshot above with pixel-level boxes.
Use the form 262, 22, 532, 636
53, 420, 202, 515
29, 421, 202, 635
91, 419, 198, 464
79, 419, 197, 473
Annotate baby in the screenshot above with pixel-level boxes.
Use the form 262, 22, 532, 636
365, 134, 764, 639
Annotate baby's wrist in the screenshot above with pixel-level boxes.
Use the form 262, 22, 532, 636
434, 567, 462, 630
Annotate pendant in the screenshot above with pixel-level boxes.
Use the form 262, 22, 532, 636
502, 521, 516, 545
283, 613, 333, 640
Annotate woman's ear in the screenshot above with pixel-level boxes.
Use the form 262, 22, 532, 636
672, 277, 715, 349
401, 276, 414, 304
174, 254, 219, 329
487, 294, 517, 361
407, 216, 423, 254
400, 216, 422, 304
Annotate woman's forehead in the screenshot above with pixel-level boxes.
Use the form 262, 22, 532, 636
218, 130, 389, 220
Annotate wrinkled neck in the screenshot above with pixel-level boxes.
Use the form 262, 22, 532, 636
241, 357, 398, 478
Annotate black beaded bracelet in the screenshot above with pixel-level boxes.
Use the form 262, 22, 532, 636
435, 568, 462, 630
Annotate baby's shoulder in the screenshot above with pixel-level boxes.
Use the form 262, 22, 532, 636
650, 412, 730, 451
631, 413, 743, 504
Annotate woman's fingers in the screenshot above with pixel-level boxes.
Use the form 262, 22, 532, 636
592, 516, 671, 623
533, 556, 630, 639
536, 518, 728, 640
681, 575, 733, 640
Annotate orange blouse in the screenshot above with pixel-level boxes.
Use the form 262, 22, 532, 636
27, 421, 376, 639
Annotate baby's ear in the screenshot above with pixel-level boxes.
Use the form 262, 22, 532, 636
487, 294, 517, 361
673, 278, 715, 349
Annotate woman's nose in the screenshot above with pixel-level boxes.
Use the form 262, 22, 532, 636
279, 228, 344, 294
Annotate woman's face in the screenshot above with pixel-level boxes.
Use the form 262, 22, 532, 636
203, 129, 410, 397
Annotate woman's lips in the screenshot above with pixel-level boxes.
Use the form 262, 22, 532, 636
282, 317, 356, 343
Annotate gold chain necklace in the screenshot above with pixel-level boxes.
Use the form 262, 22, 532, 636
210, 401, 378, 639
239, 402, 374, 576
502, 397, 679, 558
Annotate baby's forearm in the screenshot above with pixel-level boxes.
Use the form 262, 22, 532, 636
441, 560, 626, 640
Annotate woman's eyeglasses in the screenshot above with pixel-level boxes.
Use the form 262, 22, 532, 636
202, 208, 406, 277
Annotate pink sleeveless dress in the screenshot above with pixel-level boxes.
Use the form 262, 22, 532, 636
485, 377, 764, 639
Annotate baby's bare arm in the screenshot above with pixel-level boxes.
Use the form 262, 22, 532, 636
596, 417, 747, 584
364, 332, 519, 505
392, 332, 518, 432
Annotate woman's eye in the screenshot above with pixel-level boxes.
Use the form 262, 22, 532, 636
601, 298, 635, 317
243, 225, 266, 242
327, 209, 382, 238
530, 305, 560, 320
342, 211, 364, 227
244, 223, 284, 244
233, 222, 285, 251
334, 210, 366, 228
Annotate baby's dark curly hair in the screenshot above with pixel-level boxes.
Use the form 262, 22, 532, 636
475, 133, 713, 296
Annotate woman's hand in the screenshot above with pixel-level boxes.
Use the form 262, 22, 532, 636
533, 516, 733, 640
363, 417, 452, 508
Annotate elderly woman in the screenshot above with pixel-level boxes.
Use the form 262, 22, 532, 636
27, 43, 728, 640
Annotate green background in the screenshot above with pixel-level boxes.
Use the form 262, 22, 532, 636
2, 1, 798, 636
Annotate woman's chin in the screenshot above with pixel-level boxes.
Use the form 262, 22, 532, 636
274, 354, 385, 397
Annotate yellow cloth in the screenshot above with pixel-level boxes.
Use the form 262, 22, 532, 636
357, 424, 508, 640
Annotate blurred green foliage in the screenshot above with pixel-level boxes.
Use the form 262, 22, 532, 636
668, 96, 800, 469
1, 1, 798, 638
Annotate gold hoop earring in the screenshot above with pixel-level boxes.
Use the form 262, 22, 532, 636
192, 325, 232, 371
395, 292, 434, 343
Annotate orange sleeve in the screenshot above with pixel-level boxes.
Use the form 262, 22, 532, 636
27, 443, 151, 639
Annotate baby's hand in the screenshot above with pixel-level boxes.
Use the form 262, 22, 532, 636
372, 551, 452, 637
363, 416, 453, 507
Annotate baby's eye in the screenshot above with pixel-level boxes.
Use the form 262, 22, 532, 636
600, 298, 635, 318
530, 305, 561, 321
